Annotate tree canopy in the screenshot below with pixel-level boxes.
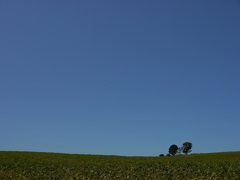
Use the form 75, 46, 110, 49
182, 142, 192, 155
168, 144, 179, 156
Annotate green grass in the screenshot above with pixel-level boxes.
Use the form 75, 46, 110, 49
1, 151, 240, 179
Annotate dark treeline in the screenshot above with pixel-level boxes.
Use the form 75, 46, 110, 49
160, 142, 192, 156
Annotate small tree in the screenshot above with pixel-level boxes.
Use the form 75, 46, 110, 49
168, 144, 179, 156
182, 142, 192, 155
159, 154, 164, 157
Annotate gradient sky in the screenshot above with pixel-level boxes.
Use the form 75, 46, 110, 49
1, 0, 240, 156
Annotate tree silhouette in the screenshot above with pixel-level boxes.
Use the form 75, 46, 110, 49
168, 144, 179, 156
182, 142, 192, 155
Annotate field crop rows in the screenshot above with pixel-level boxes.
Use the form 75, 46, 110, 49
0, 151, 240, 179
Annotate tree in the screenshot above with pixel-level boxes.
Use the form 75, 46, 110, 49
182, 142, 192, 155
159, 154, 164, 157
168, 144, 179, 156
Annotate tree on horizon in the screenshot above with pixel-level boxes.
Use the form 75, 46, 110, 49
168, 144, 179, 156
182, 142, 192, 155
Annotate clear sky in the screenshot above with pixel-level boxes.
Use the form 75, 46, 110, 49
1, 0, 240, 156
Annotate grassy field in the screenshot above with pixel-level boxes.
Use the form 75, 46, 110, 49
0, 151, 240, 179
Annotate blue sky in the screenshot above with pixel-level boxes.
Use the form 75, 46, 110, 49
1, 0, 240, 156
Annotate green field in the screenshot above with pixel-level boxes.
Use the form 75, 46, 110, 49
0, 151, 240, 179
